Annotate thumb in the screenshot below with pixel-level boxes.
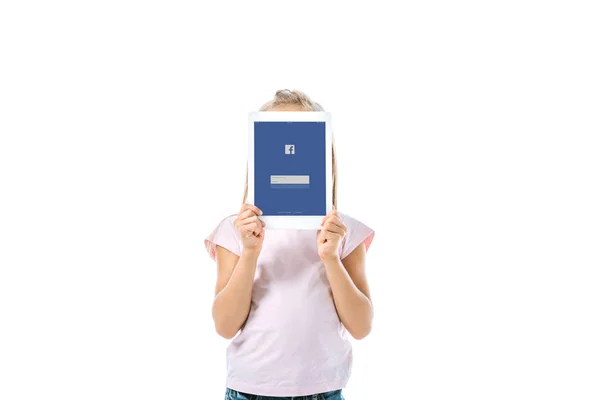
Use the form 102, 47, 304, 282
316, 229, 325, 243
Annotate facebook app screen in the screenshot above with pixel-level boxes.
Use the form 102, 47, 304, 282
254, 121, 326, 216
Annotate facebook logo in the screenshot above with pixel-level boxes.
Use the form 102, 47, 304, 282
285, 144, 295, 154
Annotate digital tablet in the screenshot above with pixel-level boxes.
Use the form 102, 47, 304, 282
247, 111, 333, 230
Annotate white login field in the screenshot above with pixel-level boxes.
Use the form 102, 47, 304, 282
270, 175, 310, 185
270, 175, 310, 189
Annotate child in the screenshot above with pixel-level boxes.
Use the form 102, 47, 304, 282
205, 89, 375, 400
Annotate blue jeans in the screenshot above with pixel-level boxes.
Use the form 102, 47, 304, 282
225, 387, 344, 400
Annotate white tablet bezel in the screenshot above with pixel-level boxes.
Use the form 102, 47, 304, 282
247, 111, 333, 230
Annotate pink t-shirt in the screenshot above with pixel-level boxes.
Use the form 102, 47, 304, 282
204, 212, 374, 397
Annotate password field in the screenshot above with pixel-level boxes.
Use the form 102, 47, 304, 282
270, 175, 310, 189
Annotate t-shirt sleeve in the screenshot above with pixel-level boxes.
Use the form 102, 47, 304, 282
340, 213, 375, 260
204, 215, 242, 262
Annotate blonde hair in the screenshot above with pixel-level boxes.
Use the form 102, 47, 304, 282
243, 89, 338, 208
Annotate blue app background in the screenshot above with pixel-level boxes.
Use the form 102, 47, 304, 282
254, 121, 326, 216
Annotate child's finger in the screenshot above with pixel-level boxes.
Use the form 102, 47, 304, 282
240, 217, 262, 236
323, 230, 341, 242
241, 203, 263, 216
239, 215, 260, 226
325, 217, 346, 232
316, 230, 326, 244
322, 208, 338, 223
324, 224, 345, 236
238, 208, 257, 220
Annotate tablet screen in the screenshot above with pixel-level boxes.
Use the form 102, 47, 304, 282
254, 121, 326, 216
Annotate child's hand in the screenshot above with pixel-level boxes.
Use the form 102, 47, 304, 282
234, 204, 265, 252
317, 208, 347, 261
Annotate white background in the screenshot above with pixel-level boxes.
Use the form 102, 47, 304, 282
1, 1, 599, 399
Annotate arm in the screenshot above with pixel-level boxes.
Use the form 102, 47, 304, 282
322, 242, 373, 340
211, 246, 260, 339
210, 204, 264, 339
